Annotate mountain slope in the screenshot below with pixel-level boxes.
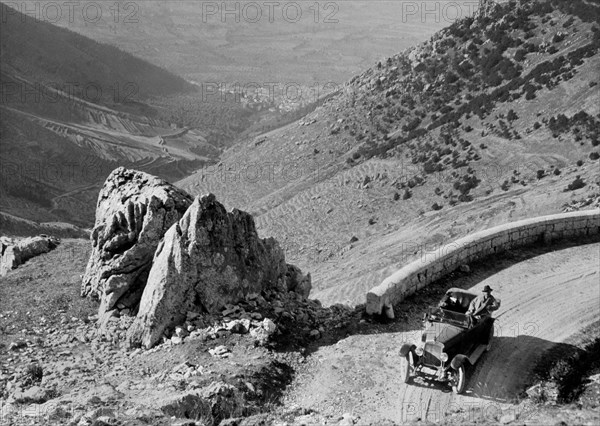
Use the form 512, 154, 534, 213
177, 0, 600, 305
0, 3, 192, 106
0, 6, 215, 229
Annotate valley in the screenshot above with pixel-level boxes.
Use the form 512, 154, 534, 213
177, 0, 600, 306
0, 3, 252, 229
1, 0, 599, 425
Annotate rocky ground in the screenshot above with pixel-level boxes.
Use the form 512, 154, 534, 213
2, 237, 599, 425
0, 239, 363, 426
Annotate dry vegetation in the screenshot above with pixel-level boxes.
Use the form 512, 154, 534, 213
178, 0, 600, 307
1, 0, 599, 424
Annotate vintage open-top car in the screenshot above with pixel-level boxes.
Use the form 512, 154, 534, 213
399, 287, 500, 393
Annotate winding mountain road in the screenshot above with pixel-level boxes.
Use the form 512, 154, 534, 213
285, 242, 600, 424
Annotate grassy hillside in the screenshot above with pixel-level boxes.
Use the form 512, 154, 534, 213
0, 6, 214, 229
0, 5, 193, 107
0, 212, 89, 238
177, 0, 600, 305
0, 1, 463, 233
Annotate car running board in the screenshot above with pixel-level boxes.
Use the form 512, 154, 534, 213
468, 344, 487, 365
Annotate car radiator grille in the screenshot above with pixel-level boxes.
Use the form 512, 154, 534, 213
423, 342, 443, 367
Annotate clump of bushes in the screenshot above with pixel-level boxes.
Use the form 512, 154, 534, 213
24, 363, 43, 386
566, 175, 585, 191
532, 336, 600, 404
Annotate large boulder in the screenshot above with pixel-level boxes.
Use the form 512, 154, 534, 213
128, 194, 310, 348
0, 235, 60, 276
81, 168, 193, 326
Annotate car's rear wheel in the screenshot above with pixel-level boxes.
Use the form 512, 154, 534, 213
451, 365, 466, 394
400, 351, 414, 384
486, 324, 494, 352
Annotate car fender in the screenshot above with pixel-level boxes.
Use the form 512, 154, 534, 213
399, 343, 415, 357
450, 354, 470, 369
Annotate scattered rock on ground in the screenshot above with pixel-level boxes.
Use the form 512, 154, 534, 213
11, 385, 52, 404
0, 235, 60, 276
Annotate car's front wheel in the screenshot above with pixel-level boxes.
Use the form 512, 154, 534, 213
451, 365, 466, 394
400, 351, 414, 384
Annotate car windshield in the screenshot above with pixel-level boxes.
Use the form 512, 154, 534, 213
426, 306, 471, 328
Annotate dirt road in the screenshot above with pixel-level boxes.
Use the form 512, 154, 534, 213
284, 242, 600, 424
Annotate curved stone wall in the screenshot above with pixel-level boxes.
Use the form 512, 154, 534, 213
366, 210, 600, 315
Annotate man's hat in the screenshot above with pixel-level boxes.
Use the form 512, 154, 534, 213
482, 285, 493, 293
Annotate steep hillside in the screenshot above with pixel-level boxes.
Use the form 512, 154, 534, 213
0, 6, 216, 229
0, 3, 192, 106
178, 0, 600, 306
11, 1, 460, 149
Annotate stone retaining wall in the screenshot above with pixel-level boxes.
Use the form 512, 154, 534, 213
366, 210, 600, 315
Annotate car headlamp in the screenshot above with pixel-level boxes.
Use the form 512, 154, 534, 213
415, 346, 424, 356
440, 352, 449, 362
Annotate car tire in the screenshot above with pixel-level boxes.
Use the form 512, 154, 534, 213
400, 351, 414, 384
451, 365, 466, 394
486, 324, 494, 352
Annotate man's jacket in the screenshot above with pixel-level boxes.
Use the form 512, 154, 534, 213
466, 295, 499, 317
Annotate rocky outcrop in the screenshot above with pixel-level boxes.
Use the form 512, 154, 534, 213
128, 194, 311, 348
81, 168, 311, 347
0, 235, 60, 276
284, 264, 312, 299
81, 168, 193, 326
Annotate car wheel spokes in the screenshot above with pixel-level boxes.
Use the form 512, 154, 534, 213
451, 365, 466, 394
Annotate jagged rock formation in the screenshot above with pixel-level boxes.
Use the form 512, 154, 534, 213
284, 264, 312, 299
127, 194, 311, 348
0, 235, 60, 276
82, 168, 311, 347
81, 168, 193, 326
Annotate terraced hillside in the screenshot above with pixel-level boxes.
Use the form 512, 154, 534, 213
178, 0, 600, 306
0, 6, 217, 228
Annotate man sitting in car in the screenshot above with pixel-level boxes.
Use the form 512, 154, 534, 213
466, 285, 500, 321
438, 293, 461, 312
